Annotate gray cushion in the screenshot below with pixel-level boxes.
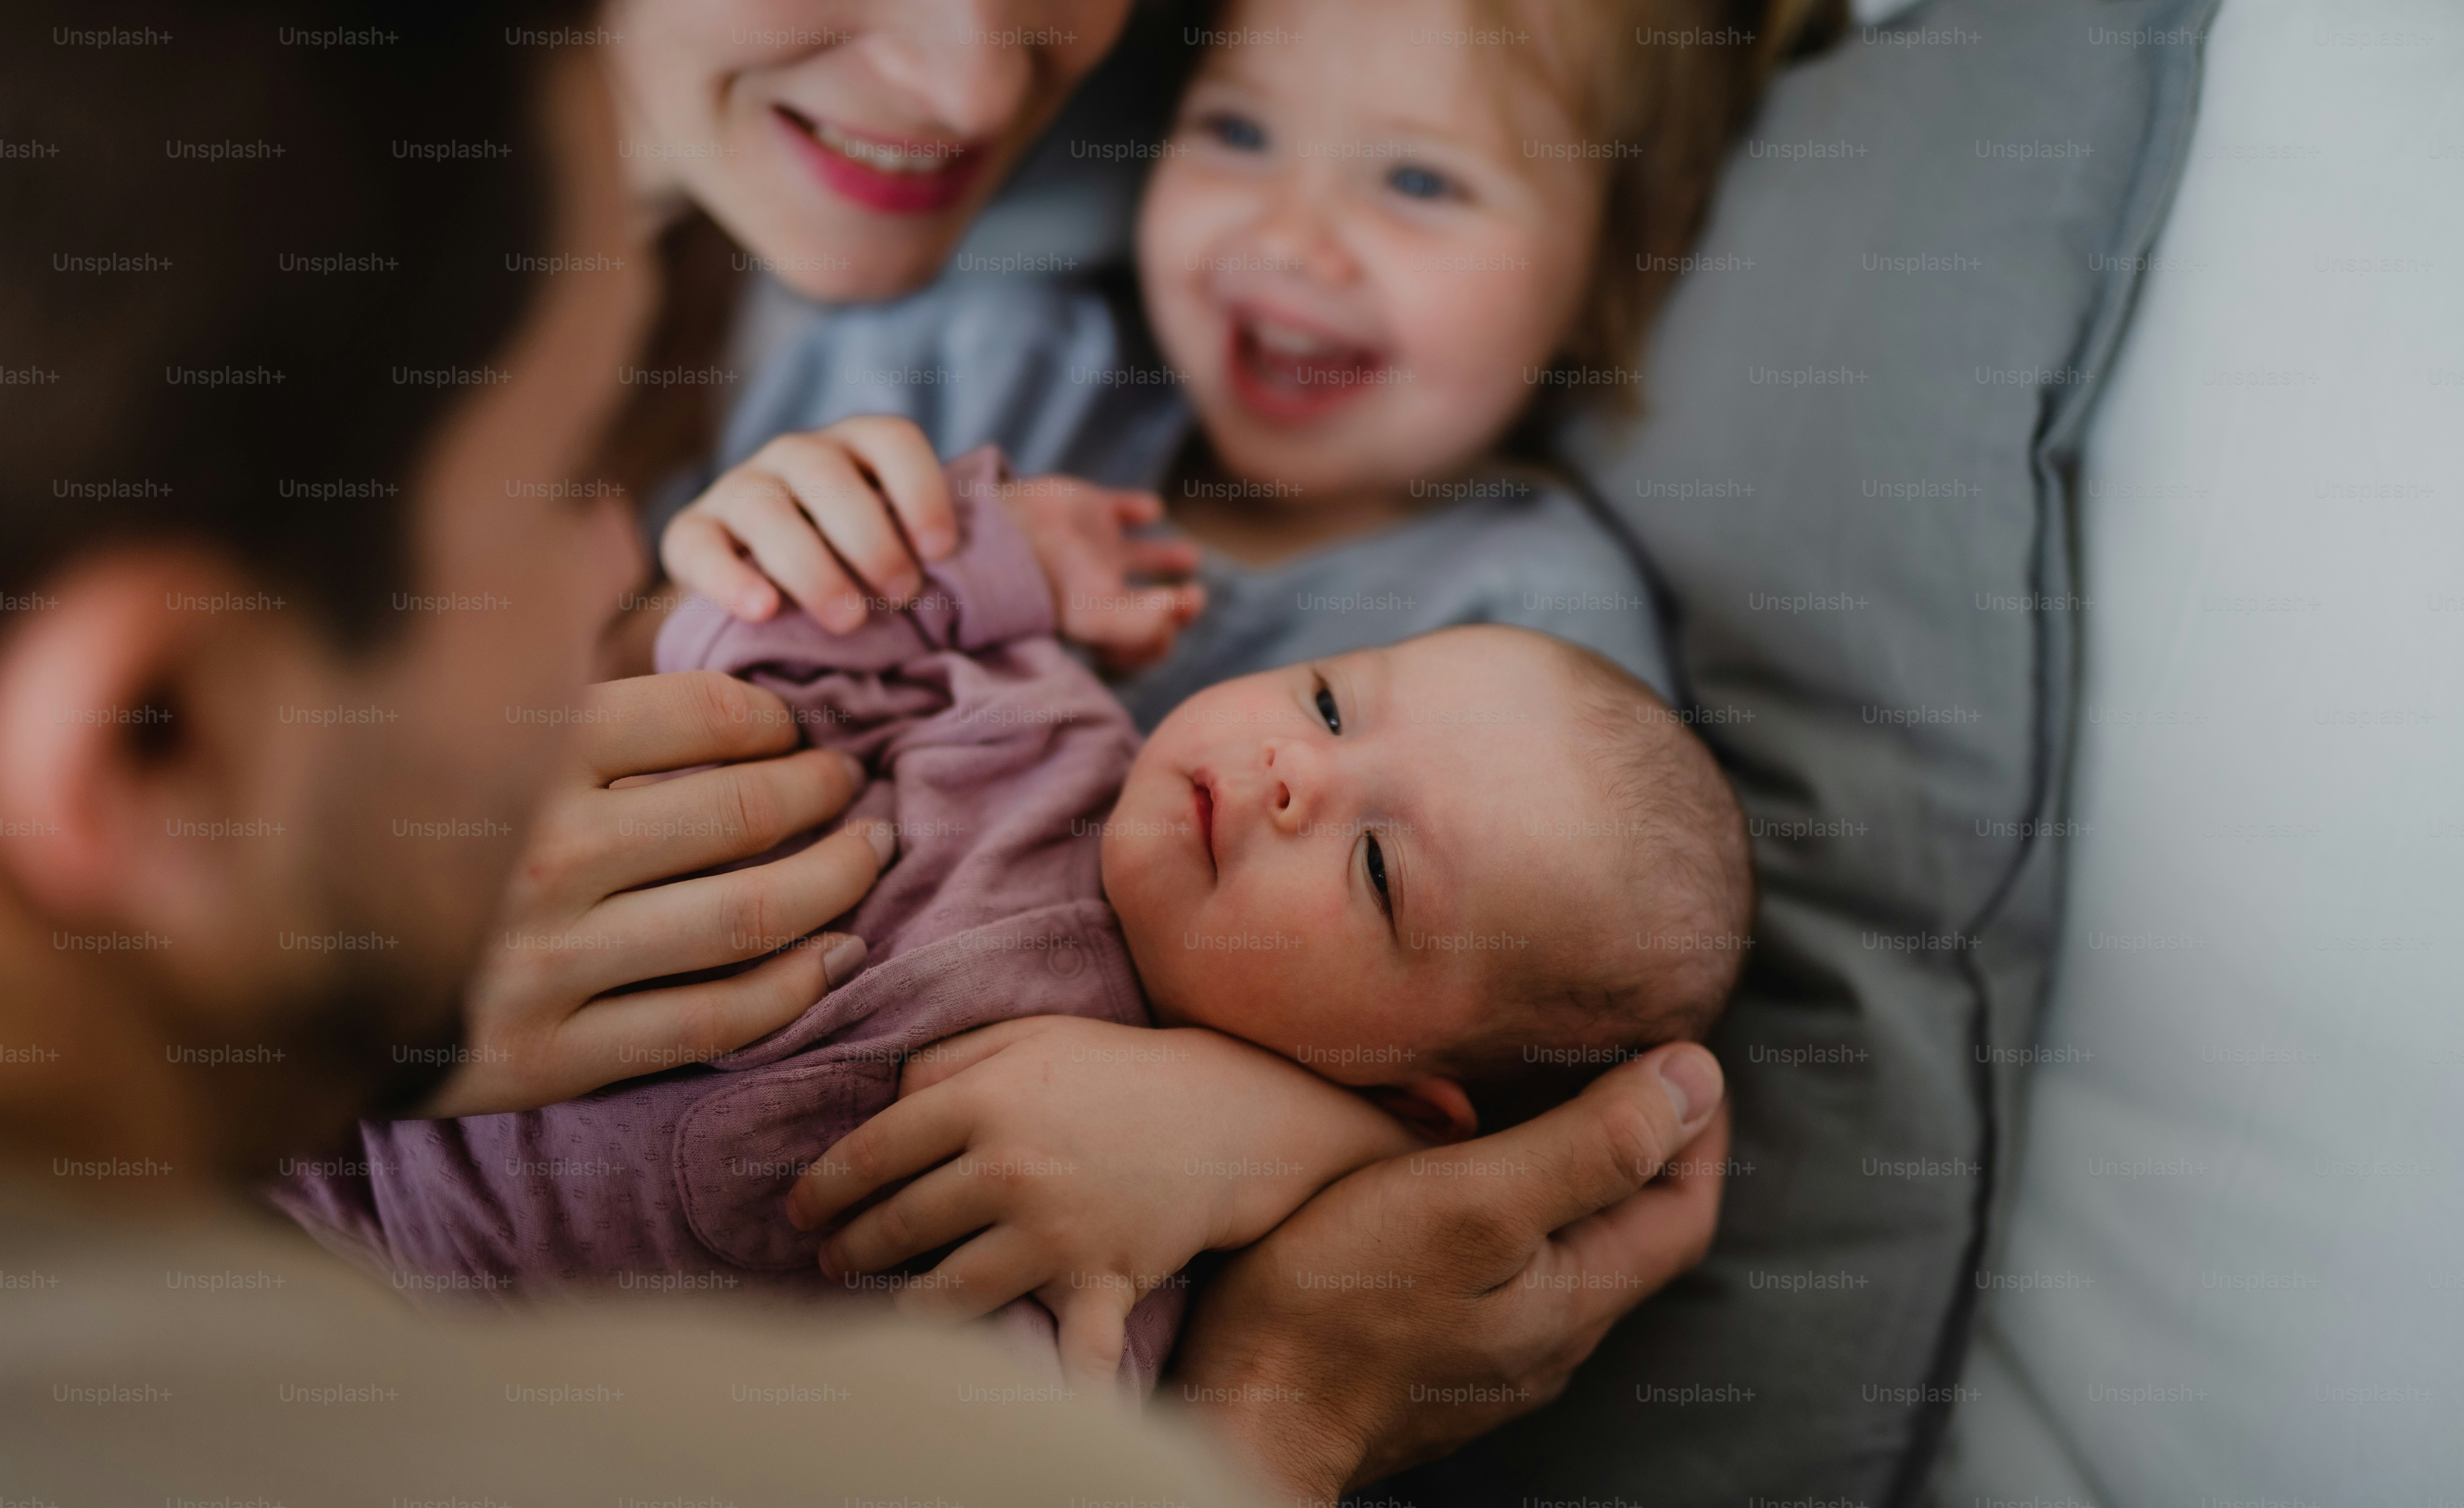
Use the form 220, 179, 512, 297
1381, 0, 2215, 1499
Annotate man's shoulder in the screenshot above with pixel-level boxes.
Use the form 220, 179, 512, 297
0, 1180, 1262, 1501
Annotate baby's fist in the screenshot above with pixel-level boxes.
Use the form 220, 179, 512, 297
998, 476, 1204, 674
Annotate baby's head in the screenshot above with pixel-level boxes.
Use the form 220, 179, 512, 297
1102, 625, 1751, 1139
1138, 0, 1785, 499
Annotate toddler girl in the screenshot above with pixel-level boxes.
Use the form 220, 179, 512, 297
662, 0, 1808, 717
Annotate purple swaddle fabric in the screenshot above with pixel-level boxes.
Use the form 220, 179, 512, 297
274, 448, 1186, 1386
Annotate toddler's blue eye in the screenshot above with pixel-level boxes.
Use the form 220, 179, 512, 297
1315, 684, 1340, 733
1388, 165, 1450, 200
1205, 112, 1267, 152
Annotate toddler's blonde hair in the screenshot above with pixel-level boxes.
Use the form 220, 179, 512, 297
1478, 0, 1846, 412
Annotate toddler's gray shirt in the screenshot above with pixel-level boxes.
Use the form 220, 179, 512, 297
719, 273, 1675, 729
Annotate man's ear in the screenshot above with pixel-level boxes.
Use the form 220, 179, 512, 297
1363, 1075, 1479, 1145
0, 549, 320, 937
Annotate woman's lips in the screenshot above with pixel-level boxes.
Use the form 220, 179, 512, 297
771, 106, 983, 216
1223, 308, 1386, 423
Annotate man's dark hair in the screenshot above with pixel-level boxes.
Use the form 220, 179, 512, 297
1, 0, 588, 645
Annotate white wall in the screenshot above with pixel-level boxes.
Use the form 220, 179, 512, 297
1946, 0, 2464, 1499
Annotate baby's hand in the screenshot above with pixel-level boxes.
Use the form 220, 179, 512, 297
785, 1016, 1417, 1391
660, 417, 1201, 667
660, 415, 956, 634
996, 476, 1204, 675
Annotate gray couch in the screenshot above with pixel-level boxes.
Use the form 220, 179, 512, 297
1384, 0, 2218, 1499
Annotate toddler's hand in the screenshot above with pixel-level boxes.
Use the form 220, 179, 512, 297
997, 475, 1204, 675
785, 1016, 1417, 1391
660, 415, 955, 634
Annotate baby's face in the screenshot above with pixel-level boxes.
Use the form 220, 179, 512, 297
1137, 0, 1602, 499
1102, 629, 1617, 1087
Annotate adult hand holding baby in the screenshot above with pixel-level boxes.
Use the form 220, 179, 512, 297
422, 671, 888, 1118
1171, 1043, 1728, 1501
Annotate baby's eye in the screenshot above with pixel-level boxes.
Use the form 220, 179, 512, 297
1314, 683, 1341, 733
1364, 835, 1393, 917
1201, 111, 1267, 152
1386, 164, 1454, 201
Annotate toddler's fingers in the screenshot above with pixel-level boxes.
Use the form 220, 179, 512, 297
1123, 537, 1201, 581
1047, 1287, 1133, 1398
708, 480, 869, 631
1089, 623, 1178, 677
824, 415, 958, 560
660, 512, 781, 621
821, 1158, 1003, 1277
1081, 588, 1202, 674
766, 437, 924, 609
891, 1227, 1049, 1323
1109, 489, 1165, 526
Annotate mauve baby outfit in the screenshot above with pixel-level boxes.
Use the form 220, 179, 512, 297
276, 449, 1186, 1382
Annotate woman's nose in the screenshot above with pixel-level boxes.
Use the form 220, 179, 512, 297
866, 2, 1035, 141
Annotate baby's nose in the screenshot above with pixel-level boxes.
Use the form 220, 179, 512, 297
1260, 741, 1317, 830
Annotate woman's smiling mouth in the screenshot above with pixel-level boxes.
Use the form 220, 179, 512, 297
771, 105, 983, 215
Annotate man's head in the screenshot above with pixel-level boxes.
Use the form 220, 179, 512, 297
0, 3, 650, 1184
1102, 625, 1751, 1139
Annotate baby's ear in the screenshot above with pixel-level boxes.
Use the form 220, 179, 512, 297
1364, 1077, 1478, 1145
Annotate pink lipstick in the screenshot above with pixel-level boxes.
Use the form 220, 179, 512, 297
772, 106, 984, 216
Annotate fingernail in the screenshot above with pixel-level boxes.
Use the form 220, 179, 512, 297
832, 749, 867, 786
1656, 1045, 1722, 1130
859, 820, 897, 867
919, 526, 956, 558
787, 1188, 818, 1233
822, 933, 866, 989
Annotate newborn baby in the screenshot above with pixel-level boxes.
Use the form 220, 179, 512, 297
279, 451, 1748, 1388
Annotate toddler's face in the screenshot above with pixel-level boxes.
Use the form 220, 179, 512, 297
1137, 0, 1602, 498
1102, 630, 1619, 1088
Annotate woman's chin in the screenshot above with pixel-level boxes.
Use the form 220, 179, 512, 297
755, 242, 951, 305
720, 192, 973, 303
